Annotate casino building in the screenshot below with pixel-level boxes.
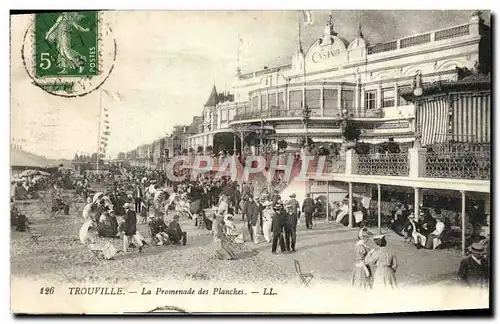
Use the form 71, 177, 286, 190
186, 11, 490, 154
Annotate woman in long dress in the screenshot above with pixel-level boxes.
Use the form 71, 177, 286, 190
44, 12, 90, 73
261, 201, 274, 243
365, 235, 398, 289
351, 227, 374, 290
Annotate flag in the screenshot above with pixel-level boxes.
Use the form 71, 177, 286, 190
102, 89, 123, 101
103, 131, 111, 136
104, 120, 109, 124
105, 125, 110, 130
238, 35, 250, 56
301, 10, 314, 25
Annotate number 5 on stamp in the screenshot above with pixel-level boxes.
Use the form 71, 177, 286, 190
35, 12, 98, 77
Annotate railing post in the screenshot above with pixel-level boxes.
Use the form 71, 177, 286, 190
408, 148, 426, 179
345, 149, 357, 176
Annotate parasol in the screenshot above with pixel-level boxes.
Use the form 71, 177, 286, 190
92, 192, 103, 203
79, 220, 94, 244
20, 169, 39, 177
38, 171, 51, 176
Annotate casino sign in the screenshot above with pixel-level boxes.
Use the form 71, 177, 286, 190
306, 35, 348, 71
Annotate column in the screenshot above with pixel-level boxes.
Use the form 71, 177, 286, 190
377, 84, 382, 109
348, 182, 353, 227
461, 190, 466, 255
394, 84, 398, 108
326, 180, 330, 223
338, 85, 343, 111
355, 76, 360, 114
240, 132, 245, 155
320, 86, 325, 117
233, 133, 237, 154
377, 183, 381, 234
414, 187, 420, 222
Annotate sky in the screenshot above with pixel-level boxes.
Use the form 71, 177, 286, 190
10, 10, 489, 159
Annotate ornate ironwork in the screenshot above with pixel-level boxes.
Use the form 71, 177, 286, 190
424, 151, 490, 180
355, 153, 410, 176
400, 33, 431, 49
427, 142, 490, 153
326, 156, 345, 174
434, 24, 470, 41
367, 40, 398, 55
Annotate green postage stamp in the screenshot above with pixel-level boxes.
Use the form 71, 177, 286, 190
22, 11, 116, 97
35, 12, 99, 77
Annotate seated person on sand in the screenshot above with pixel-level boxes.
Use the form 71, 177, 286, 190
148, 212, 170, 246
167, 214, 187, 245
81, 223, 119, 260
97, 211, 119, 238
11, 199, 28, 232
404, 213, 427, 248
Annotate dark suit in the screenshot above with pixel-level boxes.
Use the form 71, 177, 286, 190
271, 210, 286, 253
134, 187, 143, 213
123, 209, 137, 236
302, 197, 315, 229
458, 256, 489, 288
244, 200, 260, 241
167, 220, 187, 245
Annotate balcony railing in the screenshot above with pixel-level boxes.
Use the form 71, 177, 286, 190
232, 108, 323, 121
366, 22, 472, 56
434, 24, 470, 41
423, 152, 490, 180
326, 156, 346, 174
355, 153, 410, 177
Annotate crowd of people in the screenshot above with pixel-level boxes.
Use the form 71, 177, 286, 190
11, 159, 490, 289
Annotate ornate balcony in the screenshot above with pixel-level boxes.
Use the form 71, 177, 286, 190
319, 148, 489, 182
326, 156, 346, 174
423, 151, 490, 180
355, 153, 410, 177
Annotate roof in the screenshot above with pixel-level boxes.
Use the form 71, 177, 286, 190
10, 149, 56, 168
400, 73, 491, 102
204, 85, 218, 107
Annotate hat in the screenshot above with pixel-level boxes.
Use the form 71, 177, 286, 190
262, 200, 273, 207
289, 193, 296, 198
358, 227, 373, 240
123, 202, 132, 209
173, 214, 180, 220
306, 193, 311, 198
408, 214, 415, 219
273, 202, 283, 210
373, 234, 386, 240
468, 242, 487, 255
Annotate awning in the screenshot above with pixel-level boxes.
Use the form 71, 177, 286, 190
359, 137, 414, 145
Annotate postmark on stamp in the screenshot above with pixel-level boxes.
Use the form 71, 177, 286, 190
22, 11, 116, 97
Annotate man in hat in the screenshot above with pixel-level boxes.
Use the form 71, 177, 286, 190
167, 215, 187, 245
243, 196, 260, 243
283, 200, 296, 252
271, 201, 286, 254
121, 203, 143, 253
149, 211, 170, 246
458, 242, 489, 288
302, 193, 315, 230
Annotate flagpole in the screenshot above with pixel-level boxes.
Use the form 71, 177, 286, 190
97, 89, 103, 174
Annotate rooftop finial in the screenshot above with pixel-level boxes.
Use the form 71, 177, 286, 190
356, 11, 363, 38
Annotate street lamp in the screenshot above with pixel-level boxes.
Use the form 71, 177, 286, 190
412, 70, 424, 148
302, 104, 311, 148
